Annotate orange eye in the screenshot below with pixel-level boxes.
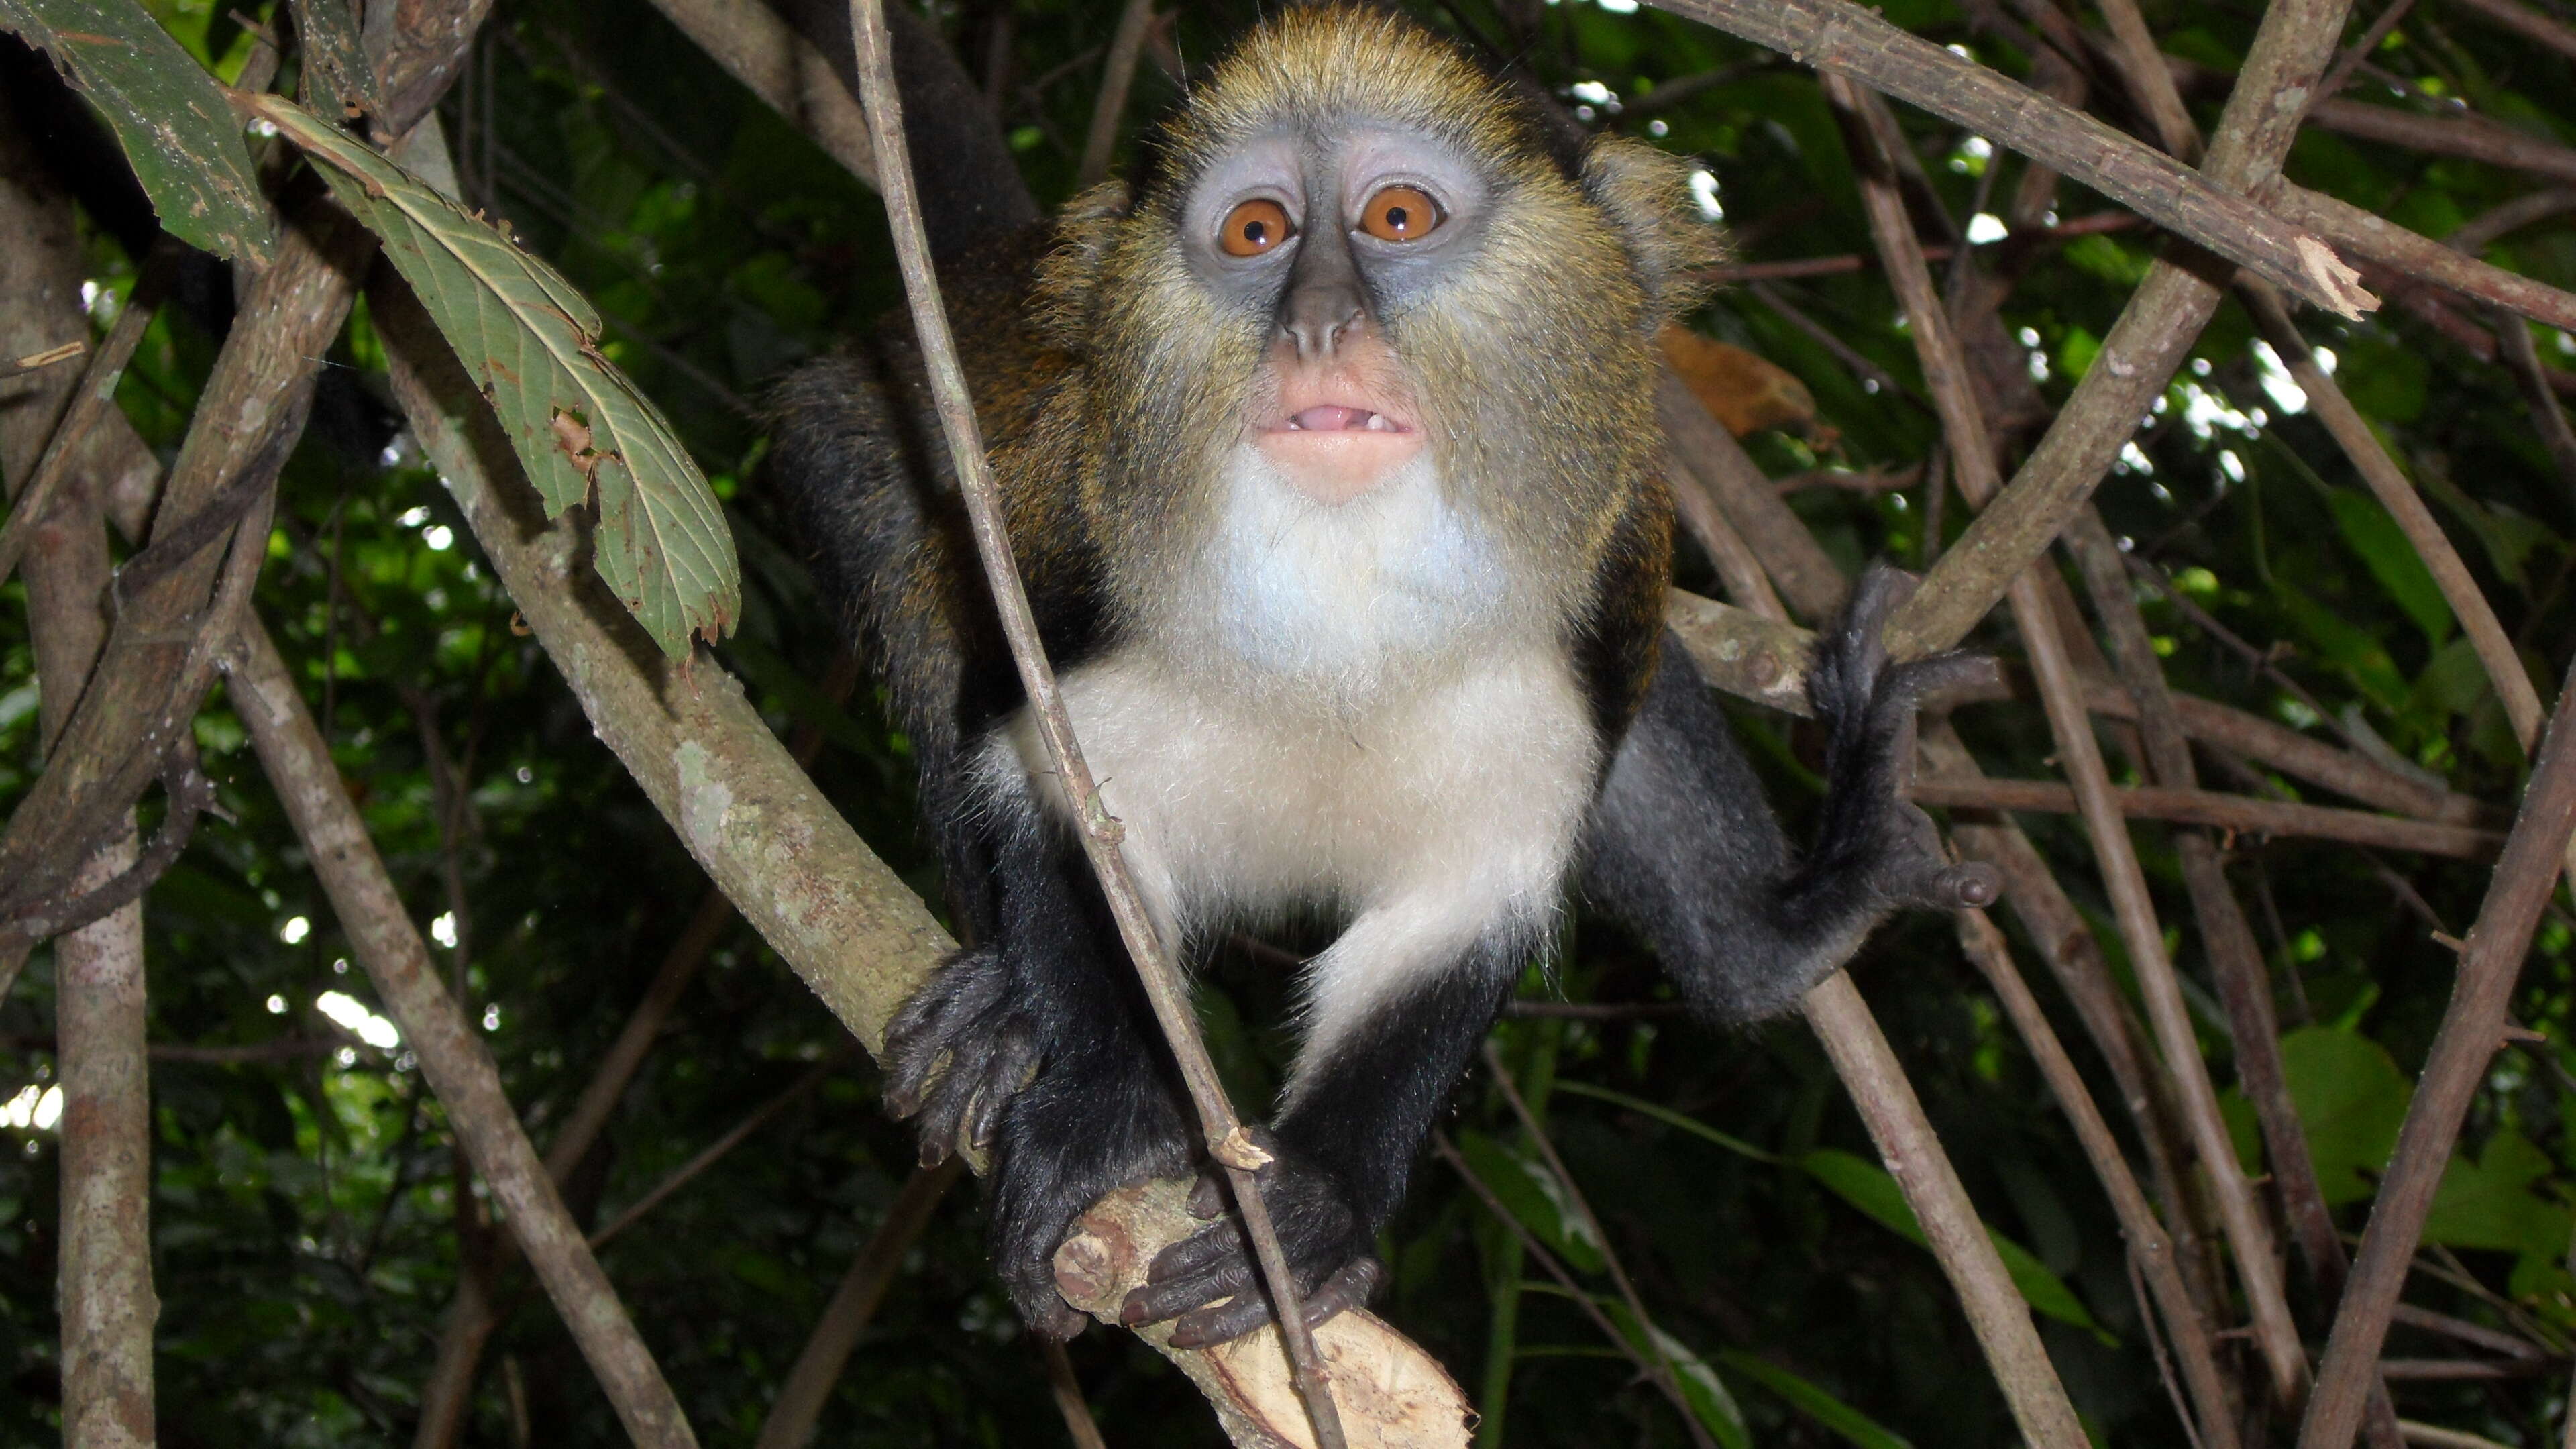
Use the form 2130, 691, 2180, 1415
1219, 199, 1295, 256
1359, 185, 1441, 242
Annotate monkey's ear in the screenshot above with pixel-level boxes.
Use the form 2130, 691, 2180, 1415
1034, 180, 1134, 353
1579, 139, 1728, 324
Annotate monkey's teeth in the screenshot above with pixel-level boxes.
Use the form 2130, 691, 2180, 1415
1364, 413, 1390, 431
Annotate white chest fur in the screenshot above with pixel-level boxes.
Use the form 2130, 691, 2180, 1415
980, 453, 1601, 1079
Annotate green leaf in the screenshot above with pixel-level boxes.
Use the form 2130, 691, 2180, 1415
2425, 1128, 2575, 1258
1607, 1303, 1750, 1449
1716, 1350, 1914, 1449
2271, 576, 2409, 712
254, 94, 740, 655
1799, 1149, 2110, 1340
2418, 466, 2555, 593
0, 0, 273, 264
2326, 490, 2453, 646
1456, 1130, 1605, 1273
2275, 1026, 2414, 1206
286, 0, 383, 127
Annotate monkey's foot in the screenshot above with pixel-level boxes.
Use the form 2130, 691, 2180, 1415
1118, 1143, 1383, 1348
1808, 563, 2001, 913
883, 945, 1041, 1166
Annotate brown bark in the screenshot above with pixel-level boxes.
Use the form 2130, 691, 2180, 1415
2300, 660, 2576, 1447
1888, 0, 2364, 660
228, 623, 699, 1448
0, 101, 156, 1449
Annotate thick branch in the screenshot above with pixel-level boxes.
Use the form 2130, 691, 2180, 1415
2300, 659, 2576, 1448
2267, 185, 2576, 334
0, 107, 156, 1449
1888, 0, 2363, 658
1644, 0, 2373, 314
227, 623, 698, 1448
637, 0, 877, 184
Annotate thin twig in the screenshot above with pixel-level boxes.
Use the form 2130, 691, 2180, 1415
2447, 189, 2576, 255
1039, 1339, 1110, 1449
1670, 451, 1791, 622
837, 5, 1344, 1441
1646, 0, 2374, 314
228, 624, 698, 1448
1076, 0, 1155, 188
1957, 910, 2238, 1448
2068, 509, 2406, 1449
1831, 72, 2310, 1407
0, 240, 176, 590
1744, 280, 1928, 409
588, 1049, 851, 1250
1482, 1042, 1717, 1449
2244, 286, 2544, 751
1911, 776, 2502, 855
1434, 1132, 1716, 1432
2318, 0, 2418, 100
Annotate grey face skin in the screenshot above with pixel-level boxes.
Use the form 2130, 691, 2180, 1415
1181, 125, 1496, 330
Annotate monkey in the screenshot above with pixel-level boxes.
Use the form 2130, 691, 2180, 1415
767, 3, 1997, 1348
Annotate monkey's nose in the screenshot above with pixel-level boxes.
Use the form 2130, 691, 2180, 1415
1279, 284, 1365, 362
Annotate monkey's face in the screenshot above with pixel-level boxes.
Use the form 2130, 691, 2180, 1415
1035, 5, 1721, 636
1179, 126, 1489, 506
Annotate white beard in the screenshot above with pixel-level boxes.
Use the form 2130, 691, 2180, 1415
1146, 443, 1531, 704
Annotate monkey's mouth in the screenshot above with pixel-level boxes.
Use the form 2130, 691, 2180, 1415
1277, 405, 1411, 434
1254, 402, 1425, 505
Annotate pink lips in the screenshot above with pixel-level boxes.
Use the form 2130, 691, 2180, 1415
1282, 405, 1410, 433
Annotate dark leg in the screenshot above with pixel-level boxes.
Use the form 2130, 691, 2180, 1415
1121, 933, 1526, 1346
1584, 566, 1996, 1024
885, 776, 1192, 1339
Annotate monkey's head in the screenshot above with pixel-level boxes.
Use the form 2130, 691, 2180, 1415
1035, 5, 1723, 617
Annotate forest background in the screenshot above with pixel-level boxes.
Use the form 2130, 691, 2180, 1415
5, 0, 2576, 1444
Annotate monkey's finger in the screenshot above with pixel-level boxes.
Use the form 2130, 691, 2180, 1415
1167, 1289, 1276, 1350
1301, 1256, 1383, 1327
882, 1042, 948, 1121
1124, 1238, 1254, 1325
1026, 1291, 1091, 1342
1880, 650, 1993, 708
1143, 1218, 1248, 1287
965, 1024, 1040, 1153
1186, 1169, 1229, 1220
1915, 861, 2000, 910
1165, 1254, 1383, 1348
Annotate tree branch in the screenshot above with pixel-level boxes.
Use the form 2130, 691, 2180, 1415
753, 1159, 965, 1449
1644, 0, 2374, 315
2300, 659, 2576, 1448
227, 621, 699, 1448
1832, 66, 2307, 1412
0, 105, 156, 1449
839, 2, 1346, 1436
1887, 0, 2365, 659
1955, 910, 2239, 1448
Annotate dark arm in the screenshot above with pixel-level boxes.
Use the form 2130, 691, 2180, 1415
1583, 568, 1997, 1023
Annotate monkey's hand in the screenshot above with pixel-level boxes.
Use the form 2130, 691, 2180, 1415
1805, 562, 2001, 914
1117, 1135, 1385, 1349
883, 945, 1042, 1169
